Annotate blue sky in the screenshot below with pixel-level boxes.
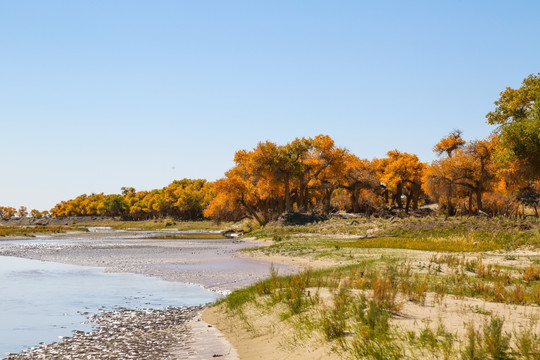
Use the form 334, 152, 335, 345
1, 1, 539, 211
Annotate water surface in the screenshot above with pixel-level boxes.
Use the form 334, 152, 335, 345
0, 256, 218, 356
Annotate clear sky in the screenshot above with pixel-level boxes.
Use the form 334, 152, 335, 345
1, 1, 539, 211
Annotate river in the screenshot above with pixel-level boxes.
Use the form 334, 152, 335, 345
0, 255, 218, 356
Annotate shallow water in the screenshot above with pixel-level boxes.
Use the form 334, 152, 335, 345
0, 256, 218, 356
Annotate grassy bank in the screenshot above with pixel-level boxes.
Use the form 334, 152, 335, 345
249, 216, 540, 252
76, 218, 230, 231
0, 225, 88, 237
0, 217, 232, 238
209, 216, 540, 359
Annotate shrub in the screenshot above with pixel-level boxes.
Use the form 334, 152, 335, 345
320, 288, 349, 340
523, 265, 540, 282
514, 319, 540, 360
482, 316, 511, 360
372, 275, 402, 312
462, 316, 511, 360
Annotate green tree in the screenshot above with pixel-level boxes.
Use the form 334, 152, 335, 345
487, 73, 540, 179
98, 195, 128, 217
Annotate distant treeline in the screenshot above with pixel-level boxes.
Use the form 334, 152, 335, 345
2, 74, 539, 224
49, 179, 214, 220
0, 206, 49, 219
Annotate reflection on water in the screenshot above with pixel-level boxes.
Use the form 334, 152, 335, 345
0, 256, 218, 356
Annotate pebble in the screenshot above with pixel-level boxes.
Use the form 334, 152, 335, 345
5, 306, 204, 360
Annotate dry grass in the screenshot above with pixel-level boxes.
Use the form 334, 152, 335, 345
216, 216, 540, 359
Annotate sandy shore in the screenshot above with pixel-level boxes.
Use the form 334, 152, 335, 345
0, 231, 295, 360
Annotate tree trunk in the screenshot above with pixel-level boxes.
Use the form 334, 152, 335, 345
284, 177, 291, 213
303, 187, 310, 212
323, 187, 334, 215
239, 199, 265, 226
297, 181, 308, 212
476, 189, 483, 213
412, 183, 420, 210
447, 185, 455, 217
395, 182, 403, 208
350, 187, 359, 213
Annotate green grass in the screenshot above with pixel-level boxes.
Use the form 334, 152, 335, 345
146, 233, 227, 240
250, 216, 540, 252
76, 218, 230, 231
0, 225, 88, 237
217, 260, 540, 359
1, 218, 229, 237
214, 216, 540, 358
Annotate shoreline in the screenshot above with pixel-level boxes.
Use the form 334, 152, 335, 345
5, 306, 205, 360
0, 232, 296, 293
0, 231, 294, 360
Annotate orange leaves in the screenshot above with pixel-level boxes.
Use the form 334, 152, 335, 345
205, 135, 355, 224
379, 150, 425, 188
424, 133, 499, 215
433, 129, 466, 157
50, 179, 215, 220
374, 150, 426, 211
30, 209, 42, 218
17, 206, 28, 218
0, 207, 17, 220
44, 123, 538, 222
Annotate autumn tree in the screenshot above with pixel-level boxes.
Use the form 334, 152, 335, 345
460, 138, 497, 212
308, 135, 350, 214
250, 141, 301, 213
126, 190, 152, 220
424, 157, 460, 216
167, 179, 215, 219
17, 206, 28, 218
433, 129, 466, 157
378, 150, 426, 213
0, 206, 17, 220
425, 133, 498, 215
292, 137, 335, 212
280, 138, 313, 212
204, 135, 356, 223
340, 155, 379, 213
51, 179, 216, 220
98, 195, 128, 217
30, 209, 43, 218
204, 164, 274, 226
516, 182, 540, 217
204, 144, 287, 226
121, 187, 136, 196
204, 173, 256, 223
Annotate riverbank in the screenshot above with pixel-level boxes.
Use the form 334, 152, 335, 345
202, 216, 540, 359
0, 231, 294, 359
4, 216, 540, 359
0, 232, 295, 293
5, 306, 204, 360
0, 217, 227, 230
